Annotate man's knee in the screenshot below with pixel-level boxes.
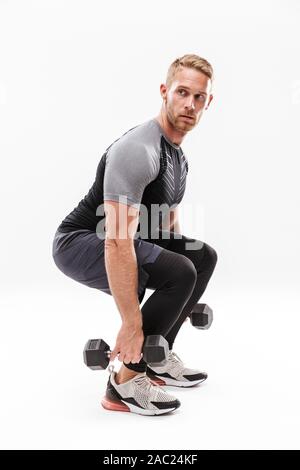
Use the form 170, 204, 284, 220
173, 255, 198, 289
204, 243, 218, 270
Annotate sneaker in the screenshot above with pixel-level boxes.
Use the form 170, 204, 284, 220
147, 350, 208, 387
101, 369, 181, 416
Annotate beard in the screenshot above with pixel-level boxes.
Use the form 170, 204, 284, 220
165, 105, 196, 131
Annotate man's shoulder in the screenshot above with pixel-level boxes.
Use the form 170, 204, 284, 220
107, 118, 162, 154
103, 119, 162, 185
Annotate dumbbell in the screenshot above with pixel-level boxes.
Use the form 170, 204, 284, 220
83, 334, 169, 371
188, 303, 213, 329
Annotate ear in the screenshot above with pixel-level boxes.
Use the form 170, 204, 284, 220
205, 94, 213, 110
160, 83, 167, 101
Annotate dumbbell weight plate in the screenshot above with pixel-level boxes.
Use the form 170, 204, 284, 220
190, 303, 213, 329
83, 338, 110, 370
143, 335, 169, 367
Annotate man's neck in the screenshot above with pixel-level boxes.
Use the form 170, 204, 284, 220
154, 113, 186, 147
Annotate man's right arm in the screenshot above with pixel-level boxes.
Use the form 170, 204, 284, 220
104, 199, 142, 326
102, 138, 159, 363
104, 200, 144, 363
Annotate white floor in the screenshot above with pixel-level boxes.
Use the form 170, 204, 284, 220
1, 280, 299, 450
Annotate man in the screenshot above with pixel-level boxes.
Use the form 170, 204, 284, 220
52, 54, 218, 416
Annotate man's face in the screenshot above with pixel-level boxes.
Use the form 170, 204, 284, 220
160, 67, 213, 132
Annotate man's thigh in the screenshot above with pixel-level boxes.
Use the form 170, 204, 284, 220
52, 228, 164, 302
147, 230, 206, 269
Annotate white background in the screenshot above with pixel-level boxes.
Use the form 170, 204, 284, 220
0, 0, 299, 450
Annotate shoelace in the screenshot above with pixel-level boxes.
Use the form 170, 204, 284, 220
168, 351, 184, 364
133, 374, 155, 394
166, 351, 186, 379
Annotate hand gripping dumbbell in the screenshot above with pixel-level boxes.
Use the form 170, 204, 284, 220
83, 334, 169, 371
188, 303, 213, 329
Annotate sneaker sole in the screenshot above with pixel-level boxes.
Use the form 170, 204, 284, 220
148, 375, 207, 388
101, 397, 179, 416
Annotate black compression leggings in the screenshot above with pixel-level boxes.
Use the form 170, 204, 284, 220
125, 231, 218, 372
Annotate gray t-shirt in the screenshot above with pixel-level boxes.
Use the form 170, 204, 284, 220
57, 117, 187, 233
103, 118, 179, 208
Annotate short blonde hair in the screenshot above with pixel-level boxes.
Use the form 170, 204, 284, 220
166, 54, 214, 88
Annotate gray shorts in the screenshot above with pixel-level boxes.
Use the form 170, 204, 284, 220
52, 229, 163, 303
